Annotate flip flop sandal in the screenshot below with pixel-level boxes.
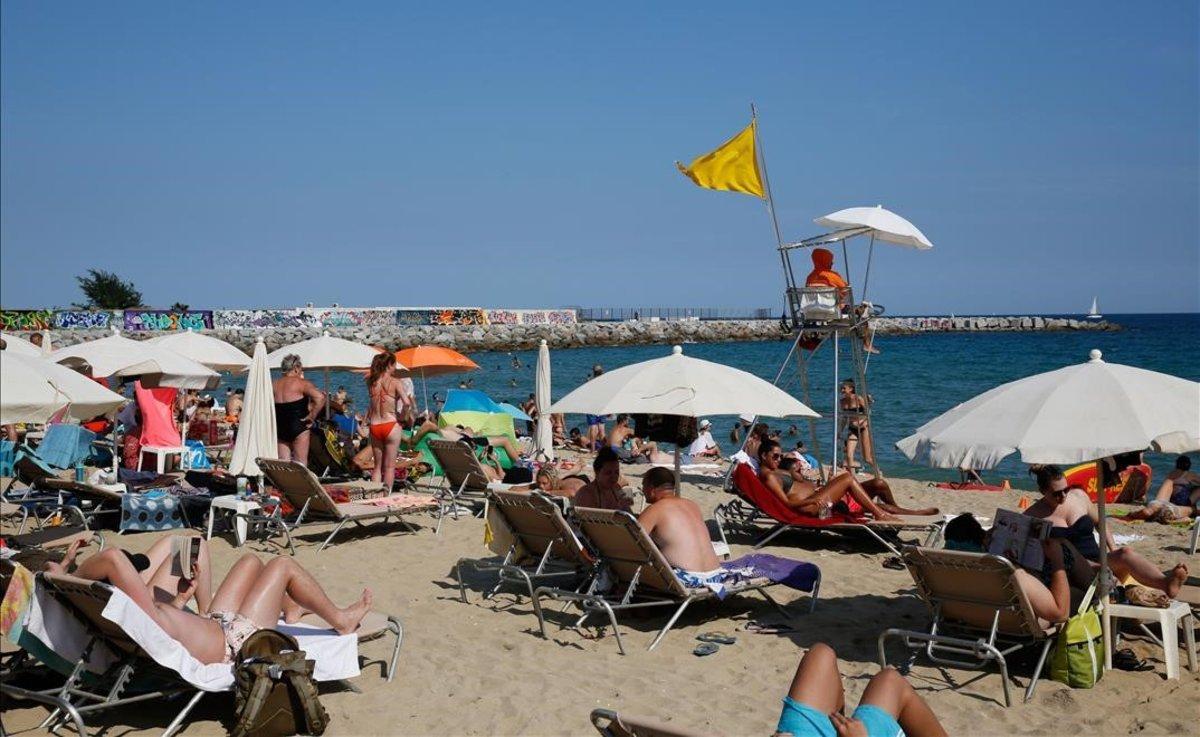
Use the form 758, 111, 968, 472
882, 556, 905, 571
696, 632, 737, 645
693, 642, 720, 656
1113, 648, 1154, 672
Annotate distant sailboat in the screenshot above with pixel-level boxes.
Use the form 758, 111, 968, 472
1086, 296, 1102, 320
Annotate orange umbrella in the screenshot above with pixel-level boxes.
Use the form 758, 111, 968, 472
394, 345, 479, 412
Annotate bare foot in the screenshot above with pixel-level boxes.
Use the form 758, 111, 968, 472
282, 599, 308, 624
43, 539, 83, 575
1165, 563, 1188, 599
875, 511, 903, 523
333, 589, 373, 634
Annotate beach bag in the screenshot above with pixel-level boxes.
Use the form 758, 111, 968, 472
232, 629, 328, 737
1049, 583, 1103, 689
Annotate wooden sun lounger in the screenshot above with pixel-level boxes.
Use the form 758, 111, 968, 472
714, 463, 942, 556
531, 507, 816, 654
256, 458, 442, 551
877, 546, 1064, 707
455, 490, 595, 603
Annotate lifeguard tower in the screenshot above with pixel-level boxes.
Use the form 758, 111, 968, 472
775, 206, 933, 480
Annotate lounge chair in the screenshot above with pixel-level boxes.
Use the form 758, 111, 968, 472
531, 507, 817, 654
1189, 516, 1198, 556
427, 439, 512, 516
714, 463, 942, 556
15, 571, 400, 736
877, 546, 1064, 706
590, 708, 719, 737
255, 457, 443, 551
455, 490, 595, 603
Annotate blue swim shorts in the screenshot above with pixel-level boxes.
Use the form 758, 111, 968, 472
776, 697, 904, 737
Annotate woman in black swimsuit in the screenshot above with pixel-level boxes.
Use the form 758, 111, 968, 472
273, 354, 326, 467
1024, 465, 1187, 599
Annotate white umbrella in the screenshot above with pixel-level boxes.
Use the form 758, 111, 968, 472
50, 328, 220, 389
549, 345, 818, 485
896, 348, 1200, 670
896, 350, 1199, 469
228, 337, 278, 478
148, 329, 251, 372
534, 339, 554, 462
1, 333, 43, 357
1, 352, 127, 425
268, 331, 391, 418
814, 205, 934, 250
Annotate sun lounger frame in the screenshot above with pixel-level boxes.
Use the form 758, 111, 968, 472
876, 546, 1061, 707
531, 508, 816, 654
427, 439, 513, 520
256, 457, 443, 551
455, 490, 596, 603
590, 707, 716, 737
1189, 516, 1198, 555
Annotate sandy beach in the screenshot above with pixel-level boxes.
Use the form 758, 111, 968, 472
4, 457, 1197, 737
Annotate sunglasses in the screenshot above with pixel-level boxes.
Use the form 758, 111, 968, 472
1047, 487, 1069, 498
768, 452, 782, 459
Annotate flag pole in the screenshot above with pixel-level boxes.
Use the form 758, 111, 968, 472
750, 103, 789, 271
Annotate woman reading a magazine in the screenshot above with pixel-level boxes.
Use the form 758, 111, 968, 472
1024, 465, 1188, 599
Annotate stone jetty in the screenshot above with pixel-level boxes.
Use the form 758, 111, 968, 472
23, 315, 1119, 354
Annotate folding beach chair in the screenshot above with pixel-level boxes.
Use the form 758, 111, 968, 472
1190, 516, 1198, 556
15, 571, 401, 736
256, 457, 443, 551
590, 708, 720, 737
427, 439, 512, 518
4, 452, 122, 531
877, 546, 1063, 706
714, 463, 942, 556
455, 490, 595, 603
531, 507, 818, 654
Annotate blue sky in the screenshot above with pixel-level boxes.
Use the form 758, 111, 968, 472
2, 2, 1197, 315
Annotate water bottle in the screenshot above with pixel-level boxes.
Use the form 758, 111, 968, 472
818, 501, 832, 520
75, 460, 86, 484
236, 477, 248, 499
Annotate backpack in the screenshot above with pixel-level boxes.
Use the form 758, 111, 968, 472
231, 629, 329, 737
1049, 583, 1104, 689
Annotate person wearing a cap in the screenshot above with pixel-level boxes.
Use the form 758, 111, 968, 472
729, 413, 754, 445
686, 419, 721, 460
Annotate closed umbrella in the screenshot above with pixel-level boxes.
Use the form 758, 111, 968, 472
896, 348, 1200, 670
50, 328, 220, 389
394, 345, 479, 412
1, 352, 126, 425
550, 345, 818, 486
228, 337, 278, 478
534, 339, 554, 462
268, 331, 385, 418
148, 329, 251, 372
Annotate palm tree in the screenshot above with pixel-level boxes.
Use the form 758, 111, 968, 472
74, 269, 143, 310
170, 302, 190, 313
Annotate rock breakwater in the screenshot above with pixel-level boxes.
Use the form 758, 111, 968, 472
20, 316, 1118, 354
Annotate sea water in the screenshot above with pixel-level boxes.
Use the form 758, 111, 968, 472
225, 313, 1199, 487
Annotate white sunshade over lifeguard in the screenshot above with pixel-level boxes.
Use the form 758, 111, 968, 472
814, 205, 934, 250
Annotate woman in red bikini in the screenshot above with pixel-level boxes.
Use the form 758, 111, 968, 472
365, 352, 408, 490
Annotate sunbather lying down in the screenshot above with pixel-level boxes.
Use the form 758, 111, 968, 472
513, 466, 590, 498
756, 440, 938, 521
407, 420, 524, 462
47, 539, 371, 665
775, 642, 947, 737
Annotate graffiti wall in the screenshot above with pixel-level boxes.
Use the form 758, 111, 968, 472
123, 310, 214, 332
0, 310, 56, 331
1, 307, 576, 332
213, 310, 318, 330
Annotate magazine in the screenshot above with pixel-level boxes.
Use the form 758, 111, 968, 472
988, 509, 1053, 570
172, 536, 200, 580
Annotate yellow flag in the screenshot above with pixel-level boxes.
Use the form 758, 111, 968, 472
676, 119, 764, 198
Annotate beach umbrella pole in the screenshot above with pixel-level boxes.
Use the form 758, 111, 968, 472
674, 445, 681, 495
324, 368, 330, 419
1095, 458, 1110, 671
832, 332, 840, 473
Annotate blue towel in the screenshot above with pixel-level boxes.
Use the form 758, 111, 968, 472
723, 553, 820, 593
0, 440, 14, 477
184, 440, 212, 470
34, 425, 97, 470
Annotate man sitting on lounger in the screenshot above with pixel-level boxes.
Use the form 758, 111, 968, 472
757, 440, 937, 521
637, 466, 720, 574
